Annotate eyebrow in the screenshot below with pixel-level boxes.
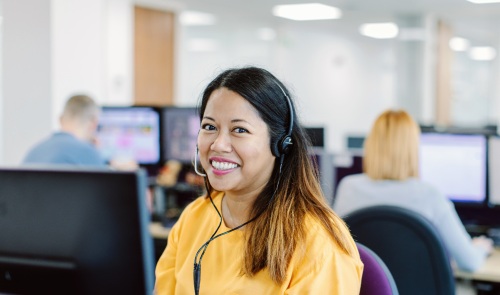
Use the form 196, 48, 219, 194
202, 116, 251, 125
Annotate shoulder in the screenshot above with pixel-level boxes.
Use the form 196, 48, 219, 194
406, 179, 449, 204
337, 173, 367, 190
286, 215, 363, 292
300, 215, 360, 265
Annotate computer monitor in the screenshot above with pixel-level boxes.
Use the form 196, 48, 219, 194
0, 167, 154, 294
305, 127, 325, 148
96, 106, 161, 166
162, 107, 200, 163
333, 154, 364, 197
419, 132, 487, 204
488, 136, 500, 207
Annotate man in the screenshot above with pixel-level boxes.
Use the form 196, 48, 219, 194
22, 94, 106, 167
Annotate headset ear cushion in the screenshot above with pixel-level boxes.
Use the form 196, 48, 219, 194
279, 136, 293, 155
271, 138, 282, 158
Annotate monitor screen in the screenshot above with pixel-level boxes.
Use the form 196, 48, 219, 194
0, 167, 154, 294
96, 106, 161, 165
162, 107, 200, 163
419, 133, 487, 204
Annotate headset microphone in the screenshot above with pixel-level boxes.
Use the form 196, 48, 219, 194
194, 146, 206, 177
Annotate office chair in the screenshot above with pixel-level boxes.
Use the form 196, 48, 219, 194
357, 242, 399, 295
344, 206, 455, 295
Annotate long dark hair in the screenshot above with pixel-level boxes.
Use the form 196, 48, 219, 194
198, 66, 355, 284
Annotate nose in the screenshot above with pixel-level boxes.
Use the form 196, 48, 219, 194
211, 131, 232, 153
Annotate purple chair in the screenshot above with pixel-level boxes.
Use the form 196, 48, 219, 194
357, 242, 399, 295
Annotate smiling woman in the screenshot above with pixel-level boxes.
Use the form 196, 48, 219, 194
154, 66, 363, 295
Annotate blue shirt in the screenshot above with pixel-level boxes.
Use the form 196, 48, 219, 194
22, 132, 106, 167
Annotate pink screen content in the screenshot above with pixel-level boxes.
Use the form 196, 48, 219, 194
96, 107, 160, 164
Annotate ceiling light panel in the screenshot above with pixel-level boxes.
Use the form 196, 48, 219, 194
359, 22, 399, 39
272, 3, 342, 21
467, 0, 500, 4
179, 11, 216, 26
469, 46, 497, 61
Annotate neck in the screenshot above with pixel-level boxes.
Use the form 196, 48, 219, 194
61, 122, 92, 143
222, 193, 255, 229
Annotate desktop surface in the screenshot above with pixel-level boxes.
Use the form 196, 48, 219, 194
454, 247, 500, 283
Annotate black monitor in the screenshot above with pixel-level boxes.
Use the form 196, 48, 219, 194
96, 106, 162, 166
304, 127, 325, 148
0, 167, 154, 294
162, 107, 200, 163
488, 135, 500, 207
419, 132, 487, 204
334, 154, 363, 197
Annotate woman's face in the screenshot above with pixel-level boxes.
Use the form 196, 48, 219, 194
198, 87, 276, 197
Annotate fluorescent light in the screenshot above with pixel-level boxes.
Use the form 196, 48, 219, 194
272, 3, 342, 21
179, 11, 216, 26
449, 37, 470, 52
257, 28, 276, 41
359, 22, 399, 39
469, 46, 497, 61
467, 0, 500, 3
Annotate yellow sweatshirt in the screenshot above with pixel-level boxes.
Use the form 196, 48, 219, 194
155, 192, 363, 295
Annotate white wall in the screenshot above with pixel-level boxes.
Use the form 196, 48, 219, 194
1, 0, 135, 165
2, 1, 498, 164
2, 0, 52, 166
175, 18, 399, 152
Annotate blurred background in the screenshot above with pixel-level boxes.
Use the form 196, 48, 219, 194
1, 0, 500, 164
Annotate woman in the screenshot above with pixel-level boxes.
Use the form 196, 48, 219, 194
334, 109, 492, 272
155, 66, 363, 294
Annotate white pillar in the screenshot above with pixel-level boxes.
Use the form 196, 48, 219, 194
2, 0, 53, 165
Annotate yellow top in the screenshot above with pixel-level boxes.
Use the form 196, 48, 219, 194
155, 191, 363, 295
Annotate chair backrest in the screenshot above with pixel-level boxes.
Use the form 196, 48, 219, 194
344, 206, 455, 295
357, 242, 399, 295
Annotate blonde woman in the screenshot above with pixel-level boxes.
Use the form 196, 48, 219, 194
334, 109, 493, 272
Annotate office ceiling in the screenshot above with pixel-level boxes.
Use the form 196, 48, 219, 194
173, 0, 500, 44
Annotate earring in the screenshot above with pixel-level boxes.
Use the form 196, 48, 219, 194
194, 147, 206, 177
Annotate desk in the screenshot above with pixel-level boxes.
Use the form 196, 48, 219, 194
454, 248, 500, 283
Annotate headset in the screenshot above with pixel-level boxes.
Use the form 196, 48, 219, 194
271, 81, 294, 158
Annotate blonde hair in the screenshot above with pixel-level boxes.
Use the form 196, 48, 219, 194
61, 94, 99, 123
363, 109, 420, 180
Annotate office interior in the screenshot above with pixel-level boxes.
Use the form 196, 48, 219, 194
1, 0, 500, 294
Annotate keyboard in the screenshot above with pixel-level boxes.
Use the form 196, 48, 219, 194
465, 224, 500, 246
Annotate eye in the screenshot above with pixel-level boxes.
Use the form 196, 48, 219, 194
202, 123, 216, 131
233, 127, 248, 134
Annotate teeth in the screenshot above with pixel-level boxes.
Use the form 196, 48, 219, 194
212, 160, 238, 171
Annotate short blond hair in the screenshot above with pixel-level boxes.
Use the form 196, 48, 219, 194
363, 109, 420, 180
61, 94, 99, 123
